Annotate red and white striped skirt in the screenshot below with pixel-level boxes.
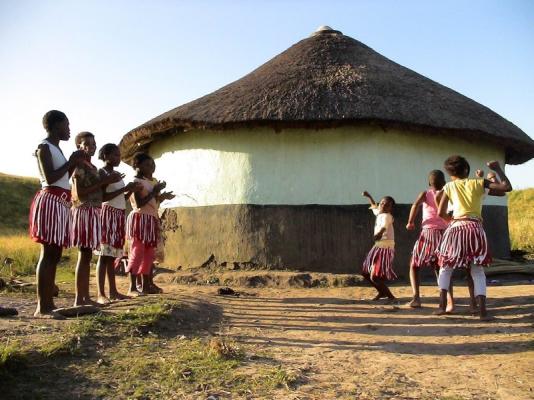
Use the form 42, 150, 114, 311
29, 187, 71, 248
70, 205, 102, 250
362, 246, 397, 280
101, 205, 126, 249
410, 228, 444, 269
437, 219, 491, 269
126, 212, 159, 248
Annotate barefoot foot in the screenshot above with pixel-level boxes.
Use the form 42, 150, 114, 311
408, 298, 421, 308
97, 296, 111, 305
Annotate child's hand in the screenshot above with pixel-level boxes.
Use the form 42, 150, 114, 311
126, 181, 143, 192
160, 191, 176, 201
406, 222, 415, 230
373, 232, 383, 241
68, 150, 85, 166
362, 191, 371, 198
104, 171, 125, 184
153, 181, 166, 193
475, 169, 484, 178
486, 160, 501, 171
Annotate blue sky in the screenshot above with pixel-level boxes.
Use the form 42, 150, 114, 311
1, 0, 533, 188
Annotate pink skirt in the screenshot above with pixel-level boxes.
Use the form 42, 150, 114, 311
126, 212, 159, 248
410, 228, 444, 269
101, 205, 126, 249
70, 205, 102, 250
29, 187, 71, 248
437, 219, 492, 269
362, 246, 396, 280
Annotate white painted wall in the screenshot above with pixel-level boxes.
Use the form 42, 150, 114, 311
149, 126, 507, 207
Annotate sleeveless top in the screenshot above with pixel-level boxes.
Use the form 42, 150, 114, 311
421, 189, 447, 230
101, 168, 126, 210
38, 139, 70, 190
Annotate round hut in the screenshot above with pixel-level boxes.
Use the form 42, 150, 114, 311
120, 26, 534, 277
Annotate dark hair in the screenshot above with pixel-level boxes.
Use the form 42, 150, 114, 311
383, 196, 396, 207
42, 110, 67, 133
132, 152, 153, 168
98, 143, 119, 161
74, 131, 95, 147
444, 155, 470, 178
428, 169, 446, 188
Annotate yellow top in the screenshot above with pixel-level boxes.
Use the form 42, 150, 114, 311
443, 178, 485, 219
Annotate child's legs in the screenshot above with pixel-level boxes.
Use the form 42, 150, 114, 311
96, 256, 108, 298
470, 265, 487, 297
127, 239, 145, 279
74, 247, 93, 305
372, 276, 395, 299
409, 263, 420, 298
139, 245, 155, 291
35, 243, 62, 314
362, 272, 383, 297
437, 268, 454, 311
105, 257, 121, 296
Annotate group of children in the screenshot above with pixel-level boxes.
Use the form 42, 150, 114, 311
29, 110, 513, 320
30, 110, 174, 317
361, 157, 512, 320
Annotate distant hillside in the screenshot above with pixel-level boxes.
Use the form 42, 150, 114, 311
0, 172, 40, 233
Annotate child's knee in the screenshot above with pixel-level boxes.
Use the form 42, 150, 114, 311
437, 268, 453, 291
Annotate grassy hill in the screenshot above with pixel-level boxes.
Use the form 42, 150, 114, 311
0, 172, 40, 234
508, 188, 534, 251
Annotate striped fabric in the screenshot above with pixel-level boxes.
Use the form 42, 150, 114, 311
362, 246, 397, 280
437, 219, 492, 269
70, 206, 102, 250
101, 204, 126, 249
126, 212, 159, 248
410, 228, 444, 269
29, 188, 71, 248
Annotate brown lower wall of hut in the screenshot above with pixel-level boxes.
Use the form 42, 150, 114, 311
160, 204, 510, 279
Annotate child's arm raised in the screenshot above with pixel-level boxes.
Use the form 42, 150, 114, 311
36, 145, 84, 185
406, 191, 426, 230
438, 191, 452, 222
485, 161, 512, 194
362, 191, 377, 207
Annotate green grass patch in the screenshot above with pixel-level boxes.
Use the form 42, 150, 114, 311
0, 173, 40, 233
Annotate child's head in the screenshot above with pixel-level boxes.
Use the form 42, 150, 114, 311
444, 155, 470, 179
42, 110, 69, 140
428, 169, 446, 190
132, 152, 155, 177
75, 132, 96, 157
379, 196, 395, 214
99, 143, 121, 167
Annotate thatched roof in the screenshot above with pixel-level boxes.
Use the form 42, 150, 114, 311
120, 26, 534, 165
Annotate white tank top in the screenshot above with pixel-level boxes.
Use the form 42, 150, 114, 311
39, 139, 70, 190
101, 169, 126, 210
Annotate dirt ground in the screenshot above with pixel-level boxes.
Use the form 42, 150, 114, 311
1, 272, 533, 400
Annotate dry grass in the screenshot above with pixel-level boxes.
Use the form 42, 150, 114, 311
508, 188, 534, 251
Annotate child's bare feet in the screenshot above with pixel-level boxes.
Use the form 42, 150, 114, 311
97, 296, 111, 305
33, 310, 66, 320
127, 290, 145, 297
109, 292, 130, 301
433, 308, 447, 316
408, 297, 421, 308
148, 283, 163, 294
445, 304, 455, 314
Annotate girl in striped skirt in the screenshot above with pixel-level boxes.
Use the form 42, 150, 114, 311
71, 132, 123, 306
406, 170, 451, 309
361, 191, 397, 301
95, 144, 141, 304
436, 156, 512, 320
126, 153, 174, 296
30, 110, 84, 317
